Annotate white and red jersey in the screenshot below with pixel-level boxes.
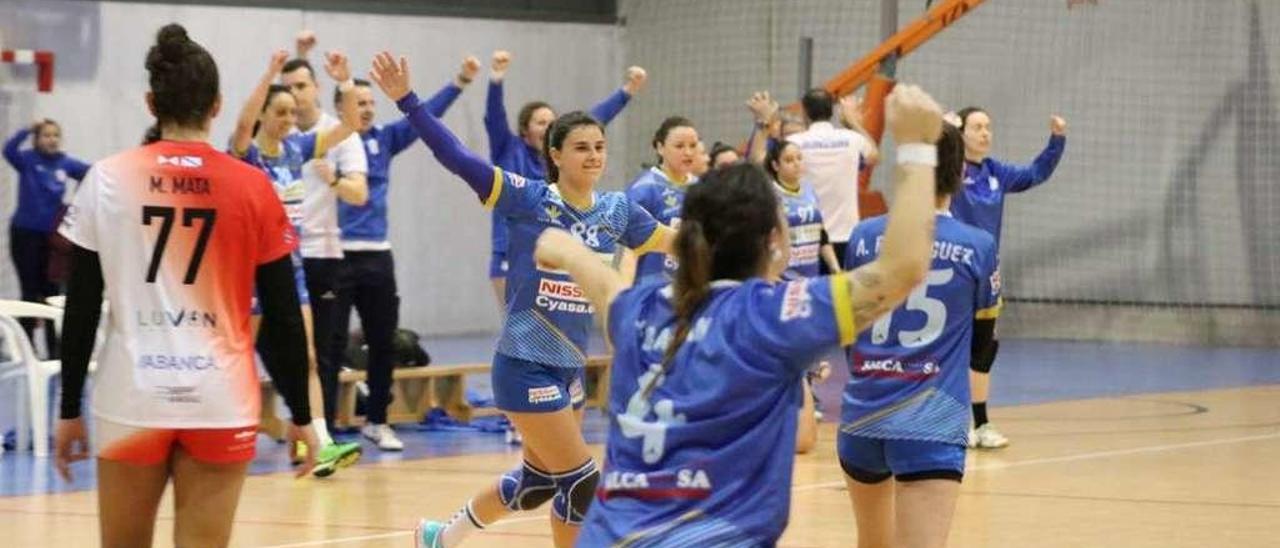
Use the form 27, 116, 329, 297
59, 141, 296, 428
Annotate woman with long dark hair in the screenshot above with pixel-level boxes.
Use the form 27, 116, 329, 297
839, 123, 1000, 548
534, 85, 946, 546
368, 51, 673, 548
53, 24, 317, 546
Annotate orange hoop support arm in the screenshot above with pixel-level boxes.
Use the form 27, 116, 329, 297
814, 0, 987, 217
823, 0, 987, 97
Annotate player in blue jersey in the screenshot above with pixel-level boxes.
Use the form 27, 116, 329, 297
527, 85, 946, 546
840, 123, 1000, 548
765, 137, 843, 453
767, 140, 841, 280
368, 51, 674, 548
626, 116, 701, 283
484, 50, 648, 307
326, 55, 480, 452
951, 107, 1066, 449
229, 50, 364, 477
4, 117, 90, 355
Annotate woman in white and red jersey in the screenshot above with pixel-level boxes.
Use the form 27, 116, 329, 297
52, 24, 319, 548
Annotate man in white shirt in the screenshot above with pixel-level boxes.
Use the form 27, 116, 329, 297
786, 88, 879, 272
280, 56, 378, 448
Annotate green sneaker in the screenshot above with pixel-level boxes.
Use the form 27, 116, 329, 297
415, 520, 445, 548
312, 441, 363, 478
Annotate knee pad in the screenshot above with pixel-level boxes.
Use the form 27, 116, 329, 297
971, 340, 999, 374
551, 459, 600, 525
498, 460, 557, 511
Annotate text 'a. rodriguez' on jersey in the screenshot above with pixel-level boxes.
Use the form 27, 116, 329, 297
58, 141, 296, 429
484, 168, 663, 368
579, 276, 855, 546
627, 166, 695, 283
841, 213, 1002, 447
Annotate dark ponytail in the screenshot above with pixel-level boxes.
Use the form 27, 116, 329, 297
935, 123, 964, 197
641, 163, 780, 397
642, 218, 712, 398
542, 111, 603, 183
145, 24, 219, 130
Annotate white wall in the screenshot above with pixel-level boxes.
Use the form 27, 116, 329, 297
0, 0, 628, 337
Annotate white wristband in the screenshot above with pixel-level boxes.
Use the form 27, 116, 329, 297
896, 143, 938, 167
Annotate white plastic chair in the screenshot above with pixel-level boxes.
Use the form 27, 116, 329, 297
0, 314, 29, 457
0, 300, 68, 457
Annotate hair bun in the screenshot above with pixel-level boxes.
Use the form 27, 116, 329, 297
157, 24, 189, 45
156, 24, 190, 56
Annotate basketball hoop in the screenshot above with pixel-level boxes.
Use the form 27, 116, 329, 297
1, 49, 55, 92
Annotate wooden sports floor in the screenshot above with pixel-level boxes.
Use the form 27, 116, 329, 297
2, 384, 1277, 547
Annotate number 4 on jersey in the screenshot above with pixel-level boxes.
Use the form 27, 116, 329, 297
617, 364, 687, 464
142, 206, 217, 284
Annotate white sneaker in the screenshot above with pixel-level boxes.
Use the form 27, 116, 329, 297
969, 424, 1010, 449
361, 423, 405, 451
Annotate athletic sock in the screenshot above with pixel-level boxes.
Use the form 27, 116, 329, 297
313, 418, 334, 446
441, 500, 486, 547
972, 402, 989, 428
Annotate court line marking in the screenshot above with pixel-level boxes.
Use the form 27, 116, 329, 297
258, 431, 1280, 547
259, 515, 547, 547
791, 431, 1280, 492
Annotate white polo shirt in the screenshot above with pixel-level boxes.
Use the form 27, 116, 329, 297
293, 110, 367, 259
786, 121, 871, 244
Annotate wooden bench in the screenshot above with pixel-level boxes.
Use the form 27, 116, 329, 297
259, 356, 611, 439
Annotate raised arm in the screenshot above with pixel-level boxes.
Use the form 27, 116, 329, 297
4, 125, 33, 169
314, 51, 360, 157
385, 55, 481, 157
744, 91, 778, 165
589, 66, 646, 125
370, 51, 497, 201
840, 94, 880, 166
231, 51, 289, 156
429, 55, 479, 116
483, 50, 517, 158
1002, 115, 1067, 193
294, 29, 316, 60
842, 84, 942, 331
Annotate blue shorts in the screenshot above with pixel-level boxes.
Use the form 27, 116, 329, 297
492, 353, 586, 413
837, 433, 965, 483
251, 257, 310, 314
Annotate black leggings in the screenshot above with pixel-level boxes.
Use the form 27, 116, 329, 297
331, 250, 400, 425
9, 225, 60, 357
